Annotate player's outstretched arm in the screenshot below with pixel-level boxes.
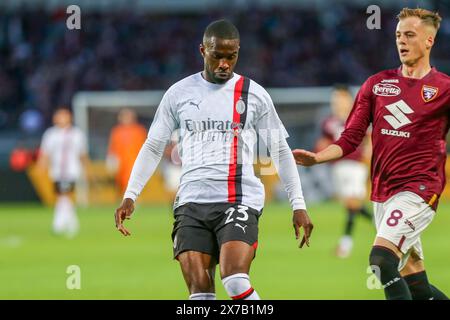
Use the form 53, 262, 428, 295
292, 144, 343, 166
115, 198, 135, 236
293, 209, 313, 248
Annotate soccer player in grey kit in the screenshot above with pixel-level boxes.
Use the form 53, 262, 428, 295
293, 8, 449, 300
115, 19, 313, 300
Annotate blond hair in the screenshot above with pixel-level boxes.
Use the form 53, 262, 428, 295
397, 8, 442, 31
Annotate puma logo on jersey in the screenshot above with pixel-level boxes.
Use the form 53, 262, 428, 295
189, 101, 201, 109
234, 223, 247, 233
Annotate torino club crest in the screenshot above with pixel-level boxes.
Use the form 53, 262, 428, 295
421, 85, 439, 103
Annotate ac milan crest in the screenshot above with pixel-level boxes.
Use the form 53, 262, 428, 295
421, 85, 438, 103
236, 99, 246, 114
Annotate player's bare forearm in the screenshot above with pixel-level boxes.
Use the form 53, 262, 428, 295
292, 209, 313, 248
115, 198, 135, 236
292, 144, 343, 166
315, 144, 343, 163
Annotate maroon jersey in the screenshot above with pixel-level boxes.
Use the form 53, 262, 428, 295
335, 67, 450, 210
322, 116, 364, 162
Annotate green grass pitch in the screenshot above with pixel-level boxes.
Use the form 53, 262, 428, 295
1, 201, 449, 299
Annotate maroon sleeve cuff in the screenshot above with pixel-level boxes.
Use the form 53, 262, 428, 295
334, 139, 356, 157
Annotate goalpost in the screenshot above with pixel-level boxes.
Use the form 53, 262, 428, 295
72, 87, 354, 205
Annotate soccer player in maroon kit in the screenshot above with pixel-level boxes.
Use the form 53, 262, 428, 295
293, 8, 449, 300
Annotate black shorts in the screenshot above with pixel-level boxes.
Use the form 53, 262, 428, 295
171, 202, 262, 261
54, 181, 75, 194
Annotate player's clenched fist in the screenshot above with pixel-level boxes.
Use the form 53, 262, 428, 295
115, 198, 135, 236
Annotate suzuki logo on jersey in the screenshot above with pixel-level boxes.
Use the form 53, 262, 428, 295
421, 85, 439, 103
383, 100, 413, 129
381, 100, 413, 138
373, 83, 401, 96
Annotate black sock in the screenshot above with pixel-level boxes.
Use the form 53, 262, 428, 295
403, 271, 433, 300
430, 284, 449, 300
359, 206, 372, 220
369, 246, 412, 300
344, 209, 357, 235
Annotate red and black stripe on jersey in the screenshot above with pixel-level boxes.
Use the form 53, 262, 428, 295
228, 76, 250, 204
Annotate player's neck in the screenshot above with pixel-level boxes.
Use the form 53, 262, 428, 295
401, 59, 432, 79
201, 70, 214, 83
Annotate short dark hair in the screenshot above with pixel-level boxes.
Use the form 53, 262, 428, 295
203, 19, 240, 41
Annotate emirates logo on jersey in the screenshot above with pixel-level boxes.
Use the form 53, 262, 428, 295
421, 85, 439, 103
372, 83, 401, 96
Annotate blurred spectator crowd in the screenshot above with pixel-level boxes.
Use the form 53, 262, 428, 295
0, 3, 449, 132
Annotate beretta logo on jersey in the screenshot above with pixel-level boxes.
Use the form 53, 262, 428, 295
421, 85, 439, 103
372, 83, 401, 96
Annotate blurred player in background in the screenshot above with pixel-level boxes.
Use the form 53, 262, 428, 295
107, 108, 147, 194
294, 8, 449, 300
115, 19, 313, 300
317, 84, 372, 258
38, 107, 88, 238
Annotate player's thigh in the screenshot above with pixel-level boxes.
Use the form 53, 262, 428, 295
375, 192, 434, 257
172, 213, 219, 261
172, 214, 218, 291
219, 241, 255, 278
400, 248, 426, 276
177, 250, 217, 292
214, 204, 260, 278
373, 236, 403, 258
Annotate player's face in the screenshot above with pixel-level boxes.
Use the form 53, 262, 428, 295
53, 110, 72, 128
331, 90, 353, 121
200, 37, 239, 84
118, 109, 136, 125
396, 17, 434, 66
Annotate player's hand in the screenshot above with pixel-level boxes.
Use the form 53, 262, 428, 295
292, 209, 313, 248
292, 149, 318, 166
115, 198, 135, 236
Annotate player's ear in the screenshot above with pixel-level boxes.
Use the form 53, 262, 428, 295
425, 35, 434, 49
199, 43, 205, 58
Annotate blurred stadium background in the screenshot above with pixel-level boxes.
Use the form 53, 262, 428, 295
1, 0, 449, 299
